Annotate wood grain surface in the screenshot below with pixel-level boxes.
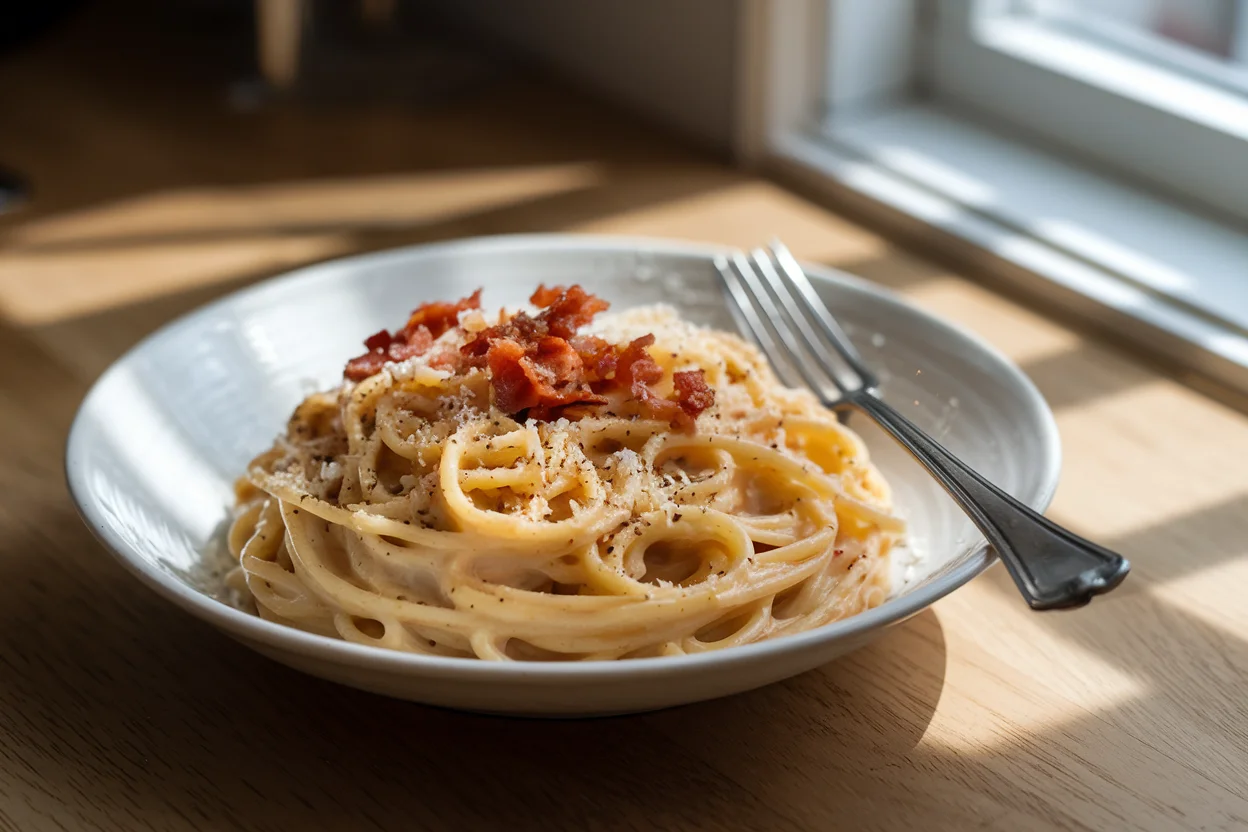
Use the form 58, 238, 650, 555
1, 5, 1246, 831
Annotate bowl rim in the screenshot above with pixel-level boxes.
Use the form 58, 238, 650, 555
65, 232, 1061, 682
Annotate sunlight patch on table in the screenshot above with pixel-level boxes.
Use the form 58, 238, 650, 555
935, 580, 1149, 714
1149, 557, 1248, 632
0, 164, 602, 325
899, 278, 1082, 365
920, 648, 1144, 756
570, 179, 891, 268
0, 234, 353, 325
1050, 382, 1248, 541
2, 165, 602, 249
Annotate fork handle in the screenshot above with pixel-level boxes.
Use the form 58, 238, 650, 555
848, 393, 1130, 610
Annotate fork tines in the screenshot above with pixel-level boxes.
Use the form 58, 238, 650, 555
715, 242, 878, 404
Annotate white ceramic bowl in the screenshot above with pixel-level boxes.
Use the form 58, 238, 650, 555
66, 234, 1060, 716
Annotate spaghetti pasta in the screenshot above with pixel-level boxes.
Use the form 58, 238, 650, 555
226, 286, 904, 660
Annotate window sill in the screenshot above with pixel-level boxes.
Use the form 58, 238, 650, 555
765, 101, 1248, 397
973, 17, 1248, 145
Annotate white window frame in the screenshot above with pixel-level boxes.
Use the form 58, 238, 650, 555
741, 0, 1248, 397
933, 0, 1248, 221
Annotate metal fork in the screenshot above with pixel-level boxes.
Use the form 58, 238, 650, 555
715, 242, 1130, 610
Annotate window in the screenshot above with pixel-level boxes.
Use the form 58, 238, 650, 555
1031, 0, 1248, 74
747, 0, 1248, 396
931, 0, 1248, 220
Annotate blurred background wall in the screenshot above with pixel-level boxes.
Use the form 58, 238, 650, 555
429, 0, 742, 152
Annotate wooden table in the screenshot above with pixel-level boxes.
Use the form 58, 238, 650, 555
2, 7, 1246, 832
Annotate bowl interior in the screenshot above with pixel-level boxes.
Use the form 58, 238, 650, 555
68, 235, 1059, 660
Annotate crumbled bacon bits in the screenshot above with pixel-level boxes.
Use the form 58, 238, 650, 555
344, 290, 481, 381
673, 370, 716, 422
460, 285, 611, 416
342, 284, 714, 428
